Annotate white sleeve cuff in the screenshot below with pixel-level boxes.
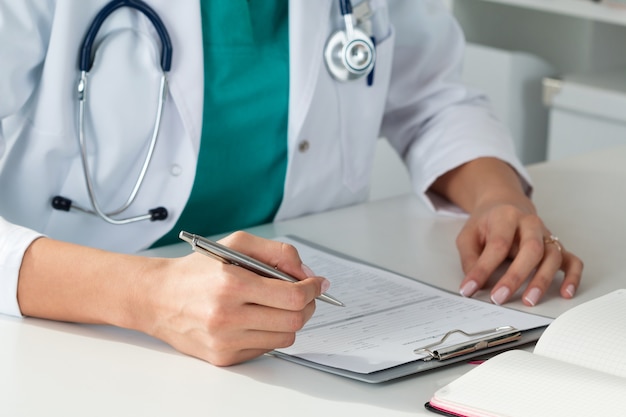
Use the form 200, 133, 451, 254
0, 217, 44, 317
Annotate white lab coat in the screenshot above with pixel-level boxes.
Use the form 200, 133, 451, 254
0, 0, 530, 316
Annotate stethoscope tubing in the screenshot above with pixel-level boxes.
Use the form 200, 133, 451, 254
75, 72, 168, 225
53, 0, 172, 225
54, 0, 374, 225
79, 0, 172, 72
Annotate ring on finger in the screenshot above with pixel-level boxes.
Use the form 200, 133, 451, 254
544, 234, 563, 253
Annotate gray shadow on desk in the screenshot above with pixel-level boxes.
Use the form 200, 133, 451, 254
20, 316, 179, 356
223, 353, 470, 413
16, 318, 457, 413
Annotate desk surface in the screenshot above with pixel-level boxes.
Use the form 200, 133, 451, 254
2, 146, 625, 416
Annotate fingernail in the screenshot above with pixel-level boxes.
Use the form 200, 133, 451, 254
320, 278, 331, 293
565, 284, 576, 298
460, 280, 478, 298
491, 286, 510, 305
301, 263, 315, 277
524, 287, 542, 306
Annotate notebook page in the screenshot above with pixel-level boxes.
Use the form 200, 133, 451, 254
534, 289, 626, 378
430, 350, 626, 417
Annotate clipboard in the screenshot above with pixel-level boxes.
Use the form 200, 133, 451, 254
270, 326, 544, 383
414, 326, 522, 361
269, 236, 551, 384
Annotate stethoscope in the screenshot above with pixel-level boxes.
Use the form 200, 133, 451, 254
325, 0, 376, 83
51, 0, 376, 225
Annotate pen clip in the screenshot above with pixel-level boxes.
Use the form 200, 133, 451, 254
414, 326, 521, 361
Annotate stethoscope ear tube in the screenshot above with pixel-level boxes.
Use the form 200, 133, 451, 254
79, 0, 172, 72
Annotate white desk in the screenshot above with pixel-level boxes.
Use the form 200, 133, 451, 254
2, 146, 625, 416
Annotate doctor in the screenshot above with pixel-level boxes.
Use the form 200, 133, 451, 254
0, 0, 582, 366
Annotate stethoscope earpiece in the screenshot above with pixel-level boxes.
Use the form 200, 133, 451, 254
51, 195, 168, 223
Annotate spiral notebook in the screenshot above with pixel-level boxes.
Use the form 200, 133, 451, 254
426, 289, 626, 416
269, 236, 552, 383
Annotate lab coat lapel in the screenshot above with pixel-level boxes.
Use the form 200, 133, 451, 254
287, 0, 333, 144
149, 0, 204, 152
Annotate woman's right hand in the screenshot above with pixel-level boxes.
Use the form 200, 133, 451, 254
137, 231, 329, 366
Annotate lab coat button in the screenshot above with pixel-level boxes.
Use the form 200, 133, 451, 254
298, 140, 310, 153
170, 164, 182, 176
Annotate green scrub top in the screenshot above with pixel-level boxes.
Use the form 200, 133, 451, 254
155, 0, 289, 247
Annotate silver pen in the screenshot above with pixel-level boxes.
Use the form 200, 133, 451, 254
179, 231, 344, 307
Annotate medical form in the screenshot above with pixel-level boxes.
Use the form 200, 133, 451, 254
271, 236, 552, 382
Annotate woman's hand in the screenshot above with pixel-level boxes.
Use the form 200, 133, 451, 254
430, 157, 583, 306
138, 231, 329, 366
18, 231, 328, 367
456, 200, 583, 306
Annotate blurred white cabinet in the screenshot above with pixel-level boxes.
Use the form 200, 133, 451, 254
544, 70, 626, 160
370, 0, 626, 199
452, 0, 626, 162
462, 43, 555, 164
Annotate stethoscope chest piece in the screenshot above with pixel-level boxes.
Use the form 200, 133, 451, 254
325, 27, 375, 82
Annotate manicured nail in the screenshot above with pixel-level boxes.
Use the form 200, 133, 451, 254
524, 287, 542, 306
460, 280, 478, 298
320, 278, 331, 293
301, 263, 315, 277
491, 286, 510, 305
565, 284, 576, 298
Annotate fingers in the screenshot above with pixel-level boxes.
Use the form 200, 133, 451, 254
523, 239, 583, 304
194, 299, 317, 366
198, 326, 312, 367
560, 250, 583, 299
169, 328, 303, 367
498, 235, 583, 306
214, 231, 330, 309
489, 218, 545, 305
457, 205, 584, 306
217, 262, 326, 311
191, 277, 319, 366
517, 238, 563, 306
152, 266, 322, 367
457, 209, 520, 297
218, 231, 310, 280
157, 233, 329, 367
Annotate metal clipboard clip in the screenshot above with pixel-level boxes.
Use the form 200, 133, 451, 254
413, 325, 521, 361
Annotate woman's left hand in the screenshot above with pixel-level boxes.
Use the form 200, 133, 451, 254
456, 199, 583, 306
